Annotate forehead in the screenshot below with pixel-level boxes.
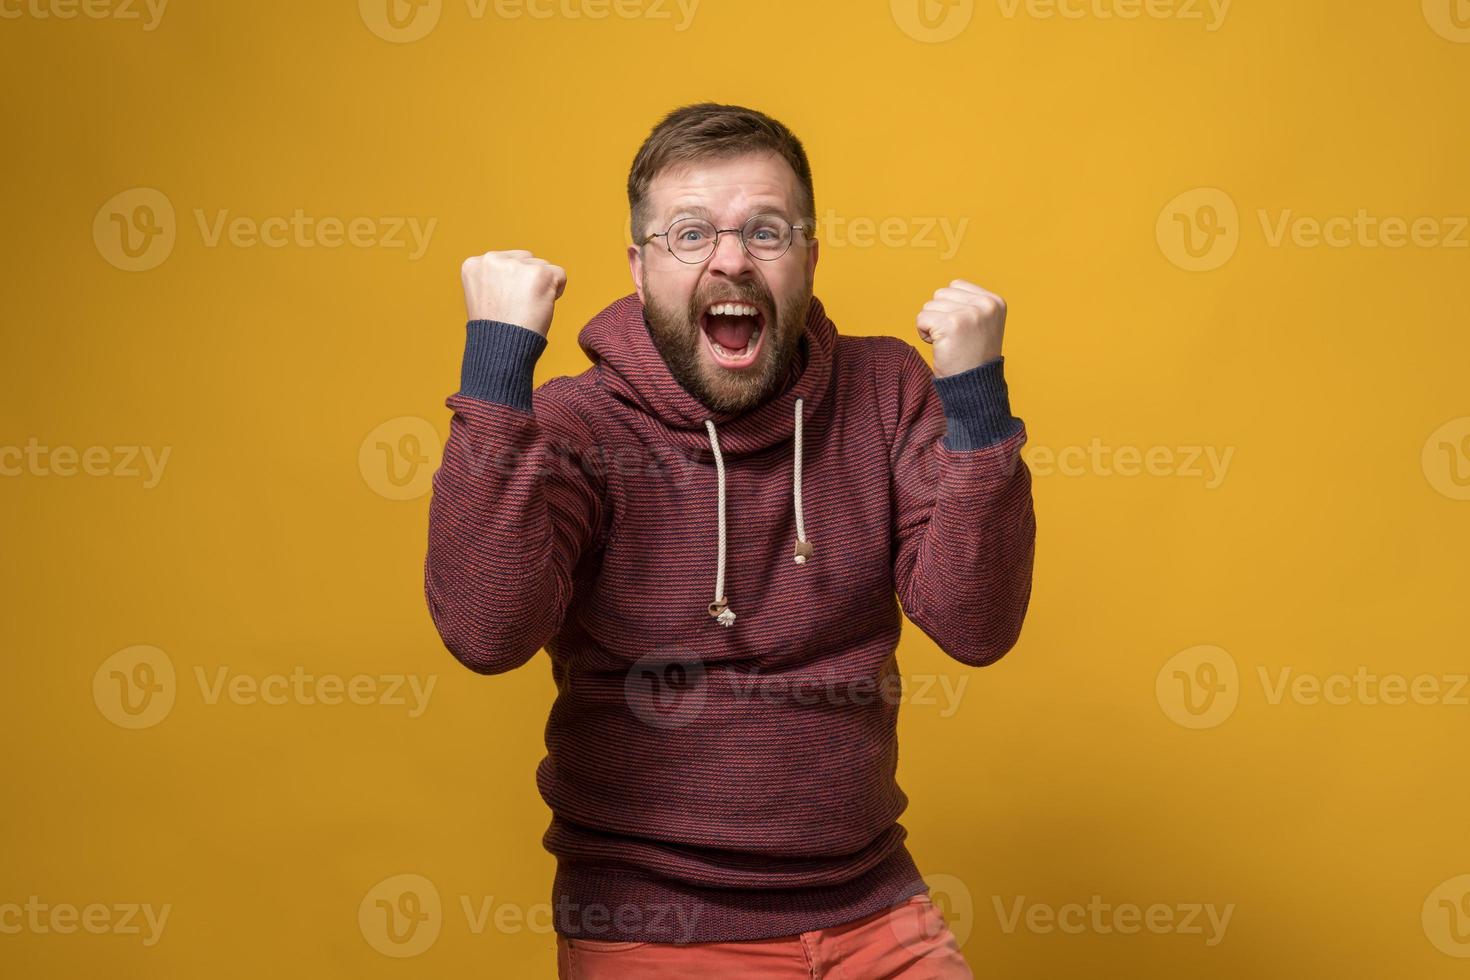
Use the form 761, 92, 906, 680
646, 152, 802, 221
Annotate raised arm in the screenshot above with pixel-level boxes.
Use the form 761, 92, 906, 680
424, 252, 606, 674
891, 279, 1036, 666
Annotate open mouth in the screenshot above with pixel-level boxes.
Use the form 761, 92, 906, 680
700, 301, 766, 369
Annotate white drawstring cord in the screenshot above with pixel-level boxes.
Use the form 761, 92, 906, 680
704, 396, 813, 628
793, 397, 814, 564
705, 418, 736, 626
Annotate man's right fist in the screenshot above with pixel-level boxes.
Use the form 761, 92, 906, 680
461, 250, 567, 338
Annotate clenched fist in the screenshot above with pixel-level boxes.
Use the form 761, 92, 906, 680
461, 250, 567, 338
915, 279, 1007, 378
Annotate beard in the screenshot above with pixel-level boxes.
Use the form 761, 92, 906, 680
642, 275, 812, 417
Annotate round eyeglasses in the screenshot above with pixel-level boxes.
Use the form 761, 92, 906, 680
639, 213, 814, 264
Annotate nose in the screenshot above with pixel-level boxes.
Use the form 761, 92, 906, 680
706, 228, 757, 279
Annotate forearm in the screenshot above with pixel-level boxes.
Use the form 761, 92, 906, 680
895, 356, 1036, 666
424, 320, 600, 674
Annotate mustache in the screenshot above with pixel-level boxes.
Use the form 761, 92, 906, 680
687, 286, 773, 317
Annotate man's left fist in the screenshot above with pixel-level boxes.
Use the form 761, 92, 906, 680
915, 279, 1007, 378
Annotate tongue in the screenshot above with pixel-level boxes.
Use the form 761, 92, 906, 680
707, 314, 757, 352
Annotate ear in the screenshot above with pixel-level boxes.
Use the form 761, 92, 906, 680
628, 243, 646, 303
807, 235, 819, 278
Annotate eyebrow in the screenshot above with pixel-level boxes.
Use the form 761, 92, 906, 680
662, 203, 794, 225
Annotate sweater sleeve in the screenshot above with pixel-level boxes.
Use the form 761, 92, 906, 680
889, 346, 1035, 667
424, 319, 608, 675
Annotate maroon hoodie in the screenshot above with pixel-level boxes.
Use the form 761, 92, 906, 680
424, 292, 1035, 944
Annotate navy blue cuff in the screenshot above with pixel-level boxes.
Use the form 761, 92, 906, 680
932, 356, 1022, 451
459, 319, 547, 413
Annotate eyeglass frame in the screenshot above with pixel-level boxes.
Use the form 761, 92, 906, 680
637, 212, 816, 264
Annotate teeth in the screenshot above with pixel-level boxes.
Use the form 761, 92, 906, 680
711, 326, 762, 359
707, 302, 759, 318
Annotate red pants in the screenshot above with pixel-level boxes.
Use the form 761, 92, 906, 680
555, 892, 974, 978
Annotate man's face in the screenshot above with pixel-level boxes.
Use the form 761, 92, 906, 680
628, 152, 819, 416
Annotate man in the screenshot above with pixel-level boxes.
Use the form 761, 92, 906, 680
425, 103, 1035, 978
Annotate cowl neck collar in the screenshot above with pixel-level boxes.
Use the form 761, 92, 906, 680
577, 292, 835, 626
577, 293, 837, 462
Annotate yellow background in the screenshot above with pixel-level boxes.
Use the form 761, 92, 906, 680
3, 0, 1468, 976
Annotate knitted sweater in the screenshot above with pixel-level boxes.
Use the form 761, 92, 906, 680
424, 292, 1035, 944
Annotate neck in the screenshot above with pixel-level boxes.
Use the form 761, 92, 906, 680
780, 333, 809, 395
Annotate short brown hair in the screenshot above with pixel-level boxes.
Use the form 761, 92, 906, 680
627, 103, 815, 244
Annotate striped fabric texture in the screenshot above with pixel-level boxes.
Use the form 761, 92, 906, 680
424, 293, 1036, 944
